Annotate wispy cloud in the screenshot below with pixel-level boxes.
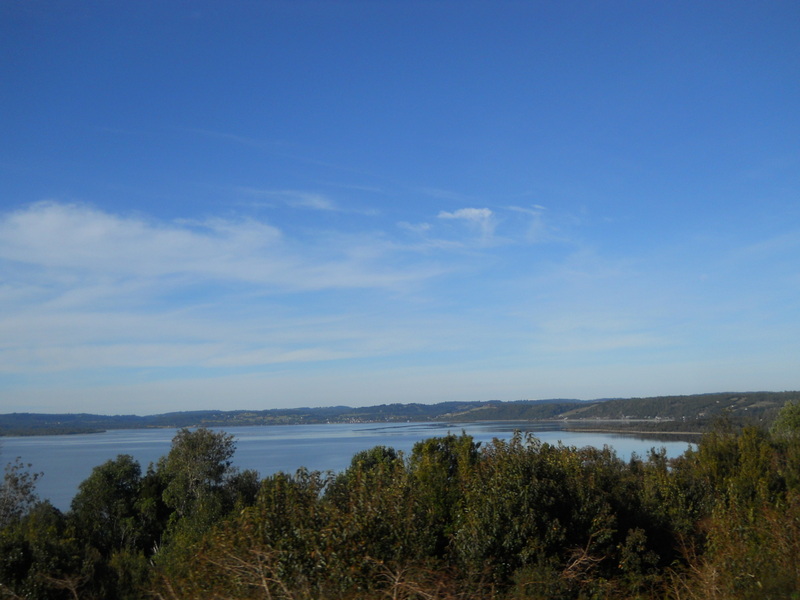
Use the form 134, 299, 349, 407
237, 188, 338, 211
397, 221, 432, 235
438, 207, 493, 221
438, 207, 496, 241
0, 201, 286, 282
0, 201, 456, 378
506, 204, 576, 245
513, 204, 547, 212
6, 200, 790, 412
0, 201, 445, 306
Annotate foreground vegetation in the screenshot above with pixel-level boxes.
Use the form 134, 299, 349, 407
3, 402, 800, 599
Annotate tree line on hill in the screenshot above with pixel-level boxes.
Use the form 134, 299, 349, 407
2, 400, 800, 599
2, 391, 797, 436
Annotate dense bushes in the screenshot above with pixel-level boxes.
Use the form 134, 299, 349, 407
3, 412, 800, 599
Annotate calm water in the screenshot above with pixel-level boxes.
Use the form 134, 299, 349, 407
1, 422, 695, 511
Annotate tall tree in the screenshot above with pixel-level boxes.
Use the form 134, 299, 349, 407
0, 458, 41, 530
158, 427, 237, 520
408, 432, 479, 558
70, 454, 142, 552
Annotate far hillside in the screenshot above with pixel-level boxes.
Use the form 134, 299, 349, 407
556, 391, 795, 434
1, 391, 797, 436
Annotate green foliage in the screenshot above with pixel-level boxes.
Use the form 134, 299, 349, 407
65, 455, 157, 599
771, 399, 800, 439
453, 434, 675, 597
70, 454, 143, 553
150, 427, 247, 588
9, 424, 800, 599
0, 457, 41, 529
158, 427, 237, 521
155, 468, 337, 599
408, 432, 479, 558
0, 501, 85, 600
326, 445, 416, 566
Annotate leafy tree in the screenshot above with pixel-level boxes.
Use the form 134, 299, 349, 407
771, 399, 800, 439
325, 445, 403, 508
157, 427, 237, 522
223, 468, 261, 510
152, 427, 248, 588
70, 454, 143, 553
326, 446, 416, 572
0, 501, 86, 600
408, 432, 479, 558
454, 434, 593, 586
16, 424, 800, 599
0, 458, 41, 530
133, 464, 170, 552
156, 468, 336, 600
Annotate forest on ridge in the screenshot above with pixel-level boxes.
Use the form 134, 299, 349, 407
2, 391, 795, 436
3, 401, 800, 599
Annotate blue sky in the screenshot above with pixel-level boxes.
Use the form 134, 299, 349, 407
2, 1, 799, 415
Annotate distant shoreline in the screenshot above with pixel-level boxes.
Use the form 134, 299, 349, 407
2, 391, 794, 437
1, 419, 705, 440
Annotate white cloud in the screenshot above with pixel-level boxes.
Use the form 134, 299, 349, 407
5, 201, 792, 413
0, 201, 455, 379
437, 207, 495, 240
0, 201, 440, 292
438, 207, 493, 222
0, 201, 280, 278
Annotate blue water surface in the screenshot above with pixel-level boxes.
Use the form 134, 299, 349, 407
1, 422, 694, 511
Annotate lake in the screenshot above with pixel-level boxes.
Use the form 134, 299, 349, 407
1, 422, 696, 511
